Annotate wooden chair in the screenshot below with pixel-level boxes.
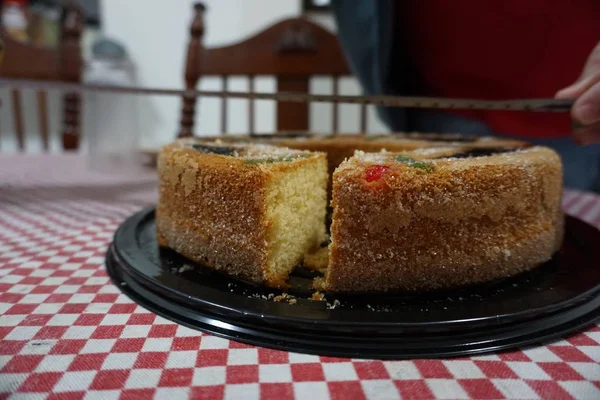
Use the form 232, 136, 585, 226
179, 2, 365, 137
0, 1, 84, 151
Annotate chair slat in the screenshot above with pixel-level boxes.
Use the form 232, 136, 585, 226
276, 77, 309, 132
179, 3, 205, 138
221, 76, 228, 135
332, 76, 339, 134
59, 4, 84, 150
11, 89, 24, 151
37, 90, 49, 151
360, 104, 368, 134
62, 93, 80, 150
248, 75, 255, 136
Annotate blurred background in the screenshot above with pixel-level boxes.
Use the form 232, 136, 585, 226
0, 0, 389, 153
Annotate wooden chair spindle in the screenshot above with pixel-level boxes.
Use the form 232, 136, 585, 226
360, 103, 368, 134
332, 76, 339, 134
37, 91, 49, 150
248, 75, 255, 136
179, 2, 205, 138
59, 1, 83, 150
11, 89, 24, 150
221, 75, 228, 135
277, 76, 309, 132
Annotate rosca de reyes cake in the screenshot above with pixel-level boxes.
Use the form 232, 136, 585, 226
322, 145, 564, 293
156, 139, 328, 288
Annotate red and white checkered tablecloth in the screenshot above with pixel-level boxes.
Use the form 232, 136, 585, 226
1, 154, 600, 400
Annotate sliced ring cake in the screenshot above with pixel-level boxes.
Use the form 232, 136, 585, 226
323, 145, 564, 293
156, 139, 328, 288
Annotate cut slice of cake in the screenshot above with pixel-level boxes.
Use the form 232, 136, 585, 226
156, 139, 328, 288
324, 146, 564, 293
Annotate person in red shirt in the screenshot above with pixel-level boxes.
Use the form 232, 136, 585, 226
332, 1, 600, 192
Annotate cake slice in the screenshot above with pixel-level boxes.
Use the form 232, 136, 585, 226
323, 145, 564, 293
156, 139, 328, 288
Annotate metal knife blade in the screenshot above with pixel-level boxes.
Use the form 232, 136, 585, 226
0, 78, 575, 112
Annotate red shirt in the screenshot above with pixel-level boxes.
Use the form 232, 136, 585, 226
399, 1, 600, 138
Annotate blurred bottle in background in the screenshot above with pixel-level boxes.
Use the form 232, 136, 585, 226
84, 37, 143, 173
2, 0, 29, 42
28, 0, 59, 47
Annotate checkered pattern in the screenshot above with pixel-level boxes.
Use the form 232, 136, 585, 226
1, 154, 600, 400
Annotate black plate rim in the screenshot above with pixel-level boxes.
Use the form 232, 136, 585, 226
106, 242, 600, 359
112, 206, 600, 331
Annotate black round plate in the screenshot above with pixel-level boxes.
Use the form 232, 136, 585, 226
106, 207, 600, 359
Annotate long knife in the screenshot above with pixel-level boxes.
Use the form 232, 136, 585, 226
0, 78, 574, 112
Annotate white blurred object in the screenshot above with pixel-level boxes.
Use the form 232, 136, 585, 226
2, 0, 29, 42
84, 37, 143, 173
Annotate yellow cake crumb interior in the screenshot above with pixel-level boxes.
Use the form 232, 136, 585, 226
264, 159, 328, 283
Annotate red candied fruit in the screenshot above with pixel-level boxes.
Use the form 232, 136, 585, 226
365, 165, 391, 182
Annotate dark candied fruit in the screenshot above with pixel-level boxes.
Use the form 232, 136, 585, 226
395, 155, 414, 163
192, 143, 236, 156
365, 165, 391, 182
443, 147, 520, 159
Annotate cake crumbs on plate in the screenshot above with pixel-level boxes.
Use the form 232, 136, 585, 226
311, 291, 325, 301
273, 293, 287, 302
326, 299, 341, 309
270, 292, 298, 305
178, 264, 194, 273
170, 264, 194, 275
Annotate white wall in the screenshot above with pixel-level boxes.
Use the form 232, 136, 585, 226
0, 0, 388, 153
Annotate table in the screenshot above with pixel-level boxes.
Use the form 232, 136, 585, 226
1, 154, 600, 400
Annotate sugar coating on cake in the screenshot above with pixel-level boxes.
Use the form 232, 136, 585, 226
323, 146, 564, 293
157, 134, 564, 295
156, 139, 328, 288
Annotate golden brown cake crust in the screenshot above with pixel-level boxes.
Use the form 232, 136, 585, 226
156, 140, 327, 288
156, 134, 564, 295
326, 147, 564, 293
157, 143, 269, 284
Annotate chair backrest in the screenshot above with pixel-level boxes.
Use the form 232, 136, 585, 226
179, 3, 365, 137
0, 1, 83, 151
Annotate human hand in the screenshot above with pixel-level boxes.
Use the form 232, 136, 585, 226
556, 42, 600, 145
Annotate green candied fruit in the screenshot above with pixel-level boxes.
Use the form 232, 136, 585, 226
395, 155, 434, 172
395, 155, 414, 163
410, 161, 435, 172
